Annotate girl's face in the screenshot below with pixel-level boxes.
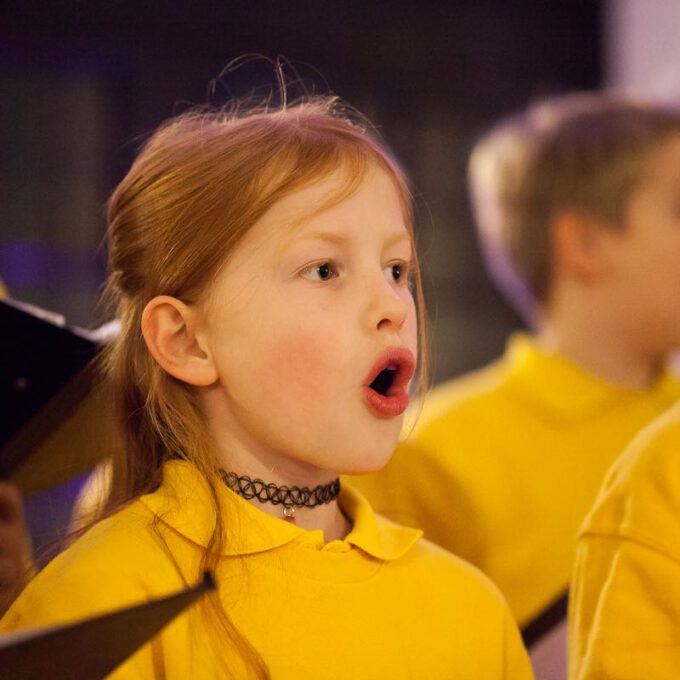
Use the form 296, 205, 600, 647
198, 166, 418, 482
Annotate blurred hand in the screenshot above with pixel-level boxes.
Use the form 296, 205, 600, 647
0, 481, 32, 616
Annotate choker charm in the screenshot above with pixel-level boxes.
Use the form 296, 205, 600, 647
218, 470, 341, 521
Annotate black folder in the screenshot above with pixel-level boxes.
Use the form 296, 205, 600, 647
0, 572, 215, 679
0, 299, 116, 493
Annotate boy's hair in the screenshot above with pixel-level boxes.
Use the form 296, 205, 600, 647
469, 92, 680, 320
99, 96, 425, 678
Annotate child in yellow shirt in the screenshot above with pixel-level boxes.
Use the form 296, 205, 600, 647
352, 93, 680, 629
0, 96, 532, 679
569, 401, 680, 679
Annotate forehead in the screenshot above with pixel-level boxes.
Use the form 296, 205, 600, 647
252, 165, 408, 242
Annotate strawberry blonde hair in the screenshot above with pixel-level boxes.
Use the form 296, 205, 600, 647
99, 96, 427, 677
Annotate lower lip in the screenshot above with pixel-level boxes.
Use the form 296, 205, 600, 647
363, 385, 410, 417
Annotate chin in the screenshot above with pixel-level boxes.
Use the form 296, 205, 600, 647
335, 445, 397, 476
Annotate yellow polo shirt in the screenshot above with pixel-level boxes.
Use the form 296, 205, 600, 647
1, 460, 532, 679
569, 401, 680, 680
350, 334, 680, 626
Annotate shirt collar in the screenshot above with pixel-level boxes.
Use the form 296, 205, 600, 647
340, 482, 422, 560
503, 332, 680, 420
139, 460, 421, 561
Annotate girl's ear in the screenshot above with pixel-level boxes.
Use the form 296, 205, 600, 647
141, 295, 218, 386
550, 209, 613, 283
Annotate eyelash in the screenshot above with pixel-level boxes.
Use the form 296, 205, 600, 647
300, 261, 339, 282
386, 261, 411, 285
299, 260, 412, 285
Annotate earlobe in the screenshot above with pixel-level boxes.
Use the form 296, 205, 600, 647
141, 295, 218, 386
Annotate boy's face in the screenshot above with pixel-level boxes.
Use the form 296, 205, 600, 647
604, 133, 680, 355
197, 166, 418, 481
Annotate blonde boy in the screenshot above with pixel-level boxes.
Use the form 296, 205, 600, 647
352, 93, 680, 628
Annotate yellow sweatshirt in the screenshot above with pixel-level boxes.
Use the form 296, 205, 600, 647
569, 401, 680, 680
351, 334, 680, 626
1, 460, 532, 679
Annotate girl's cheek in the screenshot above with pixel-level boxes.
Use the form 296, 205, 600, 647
402, 307, 419, 350
261, 326, 340, 387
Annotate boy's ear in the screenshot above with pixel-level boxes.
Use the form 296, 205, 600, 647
141, 296, 218, 386
550, 210, 612, 283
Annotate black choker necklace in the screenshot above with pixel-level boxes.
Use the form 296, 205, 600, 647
217, 470, 341, 521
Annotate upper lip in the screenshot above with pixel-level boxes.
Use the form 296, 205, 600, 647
364, 346, 416, 393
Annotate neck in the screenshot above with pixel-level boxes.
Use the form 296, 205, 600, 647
538, 295, 662, 389
216, 450, 352, 541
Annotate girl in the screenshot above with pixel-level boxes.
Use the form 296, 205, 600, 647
0, 96, 532, 679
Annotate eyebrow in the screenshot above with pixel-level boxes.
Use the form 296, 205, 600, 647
299, 230, 412, 249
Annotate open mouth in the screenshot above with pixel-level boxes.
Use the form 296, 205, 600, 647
369, 366, 398, 396
363, 347, 416, 417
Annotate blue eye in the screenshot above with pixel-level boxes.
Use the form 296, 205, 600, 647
301, 261, 338, 282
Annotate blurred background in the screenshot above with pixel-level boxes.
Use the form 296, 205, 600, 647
0, 0, 676, 384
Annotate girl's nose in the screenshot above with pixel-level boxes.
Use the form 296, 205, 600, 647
365, 275, 409, 333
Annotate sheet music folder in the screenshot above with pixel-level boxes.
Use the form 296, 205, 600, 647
0, 571, 215, 679
0, 299, 116, 493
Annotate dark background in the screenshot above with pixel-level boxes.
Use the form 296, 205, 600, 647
0, 1, 602, 383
